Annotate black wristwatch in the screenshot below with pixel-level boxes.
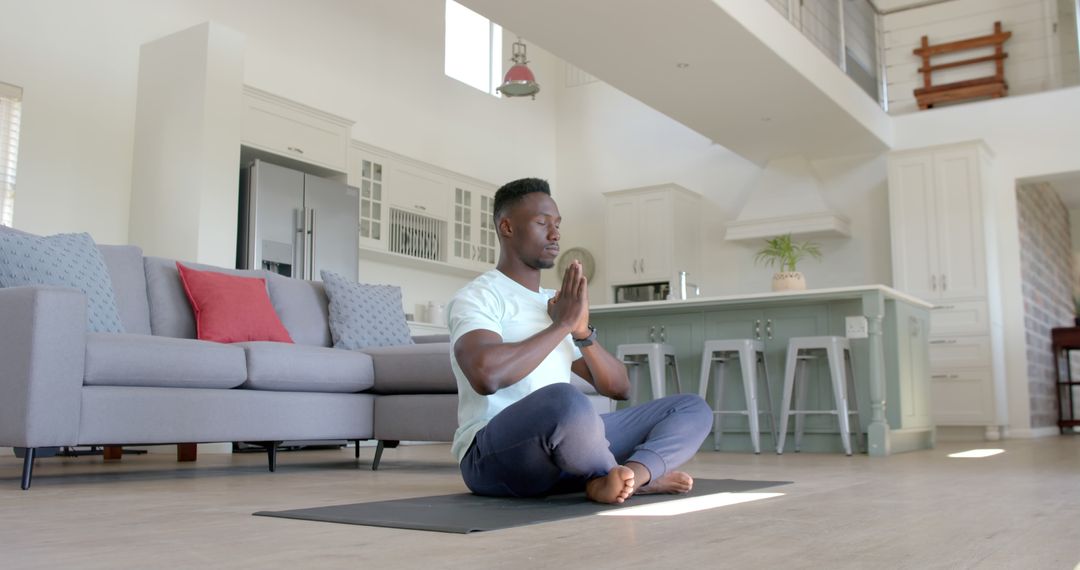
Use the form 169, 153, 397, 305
573, 324, 597, 348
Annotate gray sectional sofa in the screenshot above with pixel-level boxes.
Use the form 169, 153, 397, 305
0, 243, 461, 489
0, 241, 608, 490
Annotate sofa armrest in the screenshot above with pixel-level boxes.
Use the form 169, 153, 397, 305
362, 342, 456, 394
412, 334, 450, 344
0, 286, 86, 447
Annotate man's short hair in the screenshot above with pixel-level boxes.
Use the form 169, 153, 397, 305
492, 178, 551, 224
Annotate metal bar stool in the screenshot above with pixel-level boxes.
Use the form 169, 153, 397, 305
616, 343, 682, 404
697, 339, 777, 454
776, 336, 863, 456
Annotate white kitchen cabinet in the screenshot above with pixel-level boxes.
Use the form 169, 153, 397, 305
241, 85, 353, 172
888, 141, 1004, 432
349, 149, 388, 250
448, 185, 498, 271
888, 144, 987, 301
347, 140, 496, 275
929, 368, 997, 427
604, 184, 701, 293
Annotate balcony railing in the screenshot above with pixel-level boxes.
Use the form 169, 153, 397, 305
768, 0, 886, 110
769, 0, 1080, 115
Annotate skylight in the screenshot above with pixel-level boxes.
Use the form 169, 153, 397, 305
444, 0, 502, 96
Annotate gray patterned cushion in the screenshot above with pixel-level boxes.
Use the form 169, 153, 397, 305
320, 270, 413, 350
0, 231, 125, 333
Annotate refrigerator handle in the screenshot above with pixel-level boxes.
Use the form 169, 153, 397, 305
308, 208, 317, 281
295, 208, 307, 280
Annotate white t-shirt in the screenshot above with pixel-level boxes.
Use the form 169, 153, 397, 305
447, 269, 582, 462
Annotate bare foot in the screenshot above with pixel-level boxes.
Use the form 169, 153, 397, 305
636, 471, 694, 495
585, 466, 636, 504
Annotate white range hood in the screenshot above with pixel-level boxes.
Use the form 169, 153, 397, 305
724, 155, 850, 241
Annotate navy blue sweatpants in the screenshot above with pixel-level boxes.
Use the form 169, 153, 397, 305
459, 382, 713, 497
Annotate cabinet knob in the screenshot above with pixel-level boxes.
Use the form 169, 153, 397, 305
765, 319, 773, 341
930, 275, 937, 291
640, 258, 645, 273
649, 326, 656, 343
287, 146, 305, 155
754, 319, 761, 340
941, 274, 947, 291
659, 325, 666, 342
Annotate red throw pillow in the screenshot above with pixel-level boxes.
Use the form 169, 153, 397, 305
176, 263, 294, 344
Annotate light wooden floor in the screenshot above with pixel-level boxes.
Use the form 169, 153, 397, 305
1, 437, 1078, 569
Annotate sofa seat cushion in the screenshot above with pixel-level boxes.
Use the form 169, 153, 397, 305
237, 342, 374, 393
84, 333, 247, 389
363, 342, 456, 394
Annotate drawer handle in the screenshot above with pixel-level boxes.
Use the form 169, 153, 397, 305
415, 204, 426, 211
931, 374, 948, 379
931, 374, 961, 379
287, 146, 305, 155
933, 305, 956, 310
929, 339, 958, 344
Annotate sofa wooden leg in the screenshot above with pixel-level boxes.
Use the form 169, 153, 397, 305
103, 446, 123, 460
265, 442, 281, 472
176, 443, 197, 462
19, 448, 35, 490
354, 440, 361, 459
372, 440, 399, 471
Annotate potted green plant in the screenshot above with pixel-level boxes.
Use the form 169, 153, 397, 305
754, 233, 823, 291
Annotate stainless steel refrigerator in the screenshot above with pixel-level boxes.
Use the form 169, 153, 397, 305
237, 159, 359, 280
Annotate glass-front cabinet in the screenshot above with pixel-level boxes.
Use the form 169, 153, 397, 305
450, 185, 498, 270
357, 158, 384, 248
348, 141, 498, 275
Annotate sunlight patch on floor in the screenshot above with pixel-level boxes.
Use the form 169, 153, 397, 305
597, 492, 784, 517
947, 449, 1005, 458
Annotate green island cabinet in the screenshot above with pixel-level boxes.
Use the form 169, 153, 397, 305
589, 286, 935, 456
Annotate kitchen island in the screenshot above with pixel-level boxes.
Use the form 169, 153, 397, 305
590, 286, 935, 456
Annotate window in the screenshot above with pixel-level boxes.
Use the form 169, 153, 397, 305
444, 0, 502, 96
0, 82, 22, 227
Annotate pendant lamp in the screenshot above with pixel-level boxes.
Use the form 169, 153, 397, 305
497, 39, 540, 99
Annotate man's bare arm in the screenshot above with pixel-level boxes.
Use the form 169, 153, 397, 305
454, 325, 574, 396
571, 347, 631, 400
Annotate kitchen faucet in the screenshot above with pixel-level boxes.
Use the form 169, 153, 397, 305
676, 271, 701, 300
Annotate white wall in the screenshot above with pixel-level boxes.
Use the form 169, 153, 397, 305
551, 65, 894, 302
128, 22, 244, 267
0, 0, 558, 247
882, 0, 1064, 114
1071, 207, 1080, 286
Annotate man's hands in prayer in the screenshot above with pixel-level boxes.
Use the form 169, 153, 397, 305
548, 260, 590, 339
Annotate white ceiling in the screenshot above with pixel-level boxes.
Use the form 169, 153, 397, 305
460, 0, 890, 165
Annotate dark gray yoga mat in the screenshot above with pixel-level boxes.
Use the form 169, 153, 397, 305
253, 478, 789, 534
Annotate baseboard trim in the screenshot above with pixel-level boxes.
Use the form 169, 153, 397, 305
1005, 426, 1063, 439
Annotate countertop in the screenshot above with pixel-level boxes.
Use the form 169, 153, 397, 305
591, 285, 934, 314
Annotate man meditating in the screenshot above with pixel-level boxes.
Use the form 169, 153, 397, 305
448, 178, 712, 504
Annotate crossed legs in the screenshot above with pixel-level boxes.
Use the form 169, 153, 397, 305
459, 383, 712, 503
